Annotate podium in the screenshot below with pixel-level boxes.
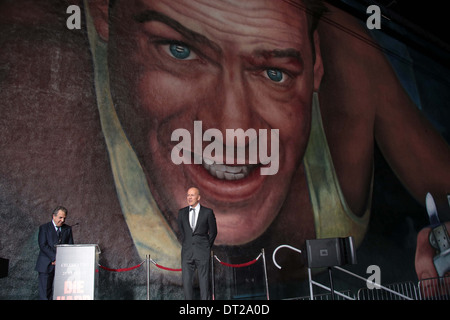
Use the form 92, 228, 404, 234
53, 244, 101, 300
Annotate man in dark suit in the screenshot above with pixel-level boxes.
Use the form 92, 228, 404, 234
178, 187, 217, 300
35, 206, 74, 300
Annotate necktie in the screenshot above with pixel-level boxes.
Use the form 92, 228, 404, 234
189, 207, 196, 230
57, 227, 62, 243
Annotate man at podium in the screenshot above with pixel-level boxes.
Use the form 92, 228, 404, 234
35, 206, 74, 300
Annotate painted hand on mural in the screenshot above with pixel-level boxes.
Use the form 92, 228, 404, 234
416, 222, 450, 279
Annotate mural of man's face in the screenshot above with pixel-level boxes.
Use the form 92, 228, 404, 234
101, 0, 323, 245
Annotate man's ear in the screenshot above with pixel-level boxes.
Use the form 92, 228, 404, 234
87, 0, 110, 41
312, 30, 324, 91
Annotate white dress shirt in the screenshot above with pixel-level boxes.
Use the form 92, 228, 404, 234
189, 203, 200, 229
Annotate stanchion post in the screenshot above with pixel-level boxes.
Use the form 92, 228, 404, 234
211, 250, 215, 300
308, 267, 314, 300
262, 248, 270, 300
146, 254, 150, 300
328, 267, 335, 300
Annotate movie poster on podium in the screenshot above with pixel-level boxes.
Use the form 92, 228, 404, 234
53, 245, 100, 300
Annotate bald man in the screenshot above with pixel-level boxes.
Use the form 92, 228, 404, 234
178, 187, 217, 300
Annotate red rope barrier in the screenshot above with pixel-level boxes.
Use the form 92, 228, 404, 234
98, 252, 263, 273
98, 261, 144, 272
214, 253, 262, 268
150, 258, 182, 272
216, 259, 258, 268
154, 263, 182, 272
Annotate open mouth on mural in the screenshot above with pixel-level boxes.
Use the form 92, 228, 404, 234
183, 150, 267, 202
166, 122, 280, 203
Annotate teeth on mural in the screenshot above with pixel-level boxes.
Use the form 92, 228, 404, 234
204, 158, 214, 165
202, 159, 253, 180
225, 166, 242, 173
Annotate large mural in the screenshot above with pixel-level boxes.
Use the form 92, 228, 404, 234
0, 0, 449, 300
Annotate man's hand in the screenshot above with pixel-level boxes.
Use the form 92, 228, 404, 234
415, 221, 450, 279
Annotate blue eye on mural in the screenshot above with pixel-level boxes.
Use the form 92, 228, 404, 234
169, 43, 191, 60
266, 69, 283, 82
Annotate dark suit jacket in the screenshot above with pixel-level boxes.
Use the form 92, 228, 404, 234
177, 205, 217, 261
35, 221, 74, 273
